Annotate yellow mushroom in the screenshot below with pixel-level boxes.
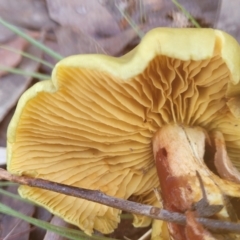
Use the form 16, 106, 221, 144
7, 28, 240, 238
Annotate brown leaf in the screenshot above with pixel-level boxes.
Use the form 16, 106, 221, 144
55, 26, 137, 57
40, 39, 59, 75
43, 216, 76, 240
46, 0, 120, 37
98, 28, 138, 56
0, 36, 29, 77
29, 206, 52, 240
55, 27, 106, 57
0, 0, 56, 30
102, 0, 137, 30
0, 24, 15, 44
0, 39, 44, 122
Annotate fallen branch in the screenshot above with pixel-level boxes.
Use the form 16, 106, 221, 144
0, 168, 239, 234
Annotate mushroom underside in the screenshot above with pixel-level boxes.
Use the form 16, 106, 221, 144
7, 53, 240, 234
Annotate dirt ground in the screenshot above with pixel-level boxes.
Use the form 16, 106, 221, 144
0, 0, 240, 239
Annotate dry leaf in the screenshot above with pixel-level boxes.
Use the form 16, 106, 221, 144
0, 41, 44, 122
43, 216, 75, 240
0, 107, 15, 147
55, 26, 106, 57
0, 0, 56, 30
46, 0, 120, 37
213, 131, 240, 183
0, 25, 15, 44
0, 185, 35, 240
29, 206, 52, 240
0, 147, 6, 165
170, 0, 220, 24
55, 26, 137, 57
216, 0, 240, 43
102, 0, 137, 30
98, 28, 138, 56
0, 36, 30, 77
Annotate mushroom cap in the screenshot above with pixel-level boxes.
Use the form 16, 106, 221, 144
7, 28, 240, 234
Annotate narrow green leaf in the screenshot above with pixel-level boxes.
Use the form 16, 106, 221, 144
0, 188, 32, 203
0, 202, 116, 240
171, 0, 201, 28
0, 18, 63, 60
0, 189, 118, 240
0, 45, 54, 68
0, 181, 17, 187
0, 66, 50, 80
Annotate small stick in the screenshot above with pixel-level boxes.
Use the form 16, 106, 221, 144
0, 168, 240, 234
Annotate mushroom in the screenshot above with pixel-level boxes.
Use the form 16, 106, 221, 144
7, 28, 240, 238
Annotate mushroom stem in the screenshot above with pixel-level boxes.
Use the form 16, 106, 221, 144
153, 124, 240, 239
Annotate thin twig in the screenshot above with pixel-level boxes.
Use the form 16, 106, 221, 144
0, 169, 240, 234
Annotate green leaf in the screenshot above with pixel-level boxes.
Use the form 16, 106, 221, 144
0, 45, 54, 68
0, 202, 117, 240
0, 188, 32, 204
0, 188, 117, 240
0, 181, 17, 187
0, 18, 63, 61
0, 65, 50, 80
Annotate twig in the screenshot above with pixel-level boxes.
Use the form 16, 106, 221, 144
0, 168, 240, 234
